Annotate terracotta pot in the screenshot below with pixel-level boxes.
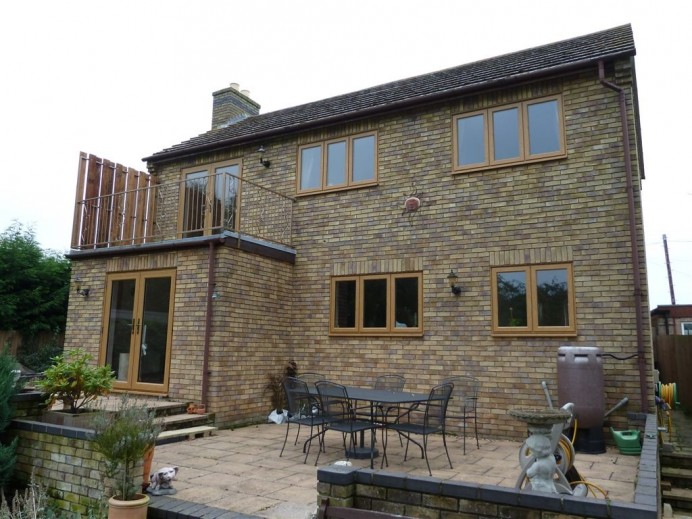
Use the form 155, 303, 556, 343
108, 494, 149, 519
142, 446, 155, 492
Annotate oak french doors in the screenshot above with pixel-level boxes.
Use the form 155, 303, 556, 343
101, 269, 175, 392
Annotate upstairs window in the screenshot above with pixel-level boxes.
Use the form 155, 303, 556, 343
491, 263, 576, 337
454, 96, 565, 172
298, 132, 377, 194
330, 272, 422, 336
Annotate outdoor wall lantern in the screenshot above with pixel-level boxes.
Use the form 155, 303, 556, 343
74, 277, 90, 297
447, 269, 461, 296
211, 287, 220, 301
257, 146, 271, 168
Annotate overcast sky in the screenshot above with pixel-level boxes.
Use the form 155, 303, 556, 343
1, 0, 690, 309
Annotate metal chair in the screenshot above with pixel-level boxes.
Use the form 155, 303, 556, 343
315, 381, 382, 468
385, 382, 454, 475
373, 374, 406, 392
280, 377, 328, 463
297, 372, 326, 385
442, 375, 480, 454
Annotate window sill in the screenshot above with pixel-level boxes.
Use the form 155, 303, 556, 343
452, 154, 567, 175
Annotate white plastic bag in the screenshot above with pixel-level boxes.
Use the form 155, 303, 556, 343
268, 409, 287, 424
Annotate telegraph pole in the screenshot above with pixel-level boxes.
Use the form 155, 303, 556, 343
663, 234, 676, 304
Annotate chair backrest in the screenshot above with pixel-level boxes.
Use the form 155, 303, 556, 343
298, 372, 326, 385
315, 381, 351, 422
283, 376, 312, 416
441, 376, 480, 417
424, 383, 454, 430
373, 375, 406, 392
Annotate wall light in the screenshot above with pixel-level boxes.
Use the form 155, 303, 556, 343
211, 288, 220, 301
74, 277, 90, 297
257, 146, 271, 168
447, 269, 461, 296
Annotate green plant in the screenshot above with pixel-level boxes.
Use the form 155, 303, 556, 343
264, 360, 297, 411
0, 348, 19, 492
34, 349, 114, 414
0, 472, 67, 519
90, 396, 161, 501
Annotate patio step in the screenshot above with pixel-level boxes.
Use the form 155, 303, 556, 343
662, 487, 692, 512
661, 467, 692, 489
661, 452, 692, 470
156, 425, 217, 444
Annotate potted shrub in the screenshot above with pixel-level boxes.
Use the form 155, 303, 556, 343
34, 349, 114, 427
264, 360, 297, 424
90, 395, 161, 519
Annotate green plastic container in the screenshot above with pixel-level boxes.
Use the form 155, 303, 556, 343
610, 428, 641, 455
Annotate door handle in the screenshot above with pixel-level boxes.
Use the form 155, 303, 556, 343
131, 319, 135, 335
136, 318, 141, 335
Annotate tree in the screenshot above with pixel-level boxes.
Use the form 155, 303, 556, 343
0, 223, 71, 339
0, 349, 19, 491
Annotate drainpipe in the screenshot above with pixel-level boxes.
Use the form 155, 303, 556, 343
598, 60, 649, 413
202, 238, 224, 407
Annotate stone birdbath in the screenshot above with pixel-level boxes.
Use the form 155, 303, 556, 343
508, 407, 573, 494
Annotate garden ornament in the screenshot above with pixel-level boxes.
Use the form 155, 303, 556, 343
148, 466, 179, 495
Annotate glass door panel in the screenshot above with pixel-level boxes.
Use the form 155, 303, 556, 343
105, 279, 137, 382
137, 276, 172, 385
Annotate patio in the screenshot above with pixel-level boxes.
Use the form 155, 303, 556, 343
148, 421, 641, 519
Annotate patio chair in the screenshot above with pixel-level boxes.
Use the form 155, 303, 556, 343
315, 381, 382, 468
297, 372, 326, 386
441, 375, 480, 454
280, 376, 329, 463
384, 382, 453, 475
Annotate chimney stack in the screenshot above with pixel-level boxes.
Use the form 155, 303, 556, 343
211, 83, 260, 129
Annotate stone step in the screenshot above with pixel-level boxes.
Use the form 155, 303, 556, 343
664, 487, 692, 512
662, 452, 692, 470
156, 412, 213, 431
662, 467, 692, 489
156, 425, 217, 444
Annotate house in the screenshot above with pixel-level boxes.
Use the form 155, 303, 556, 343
651, 305, 692, 337
65, 24, 654, 438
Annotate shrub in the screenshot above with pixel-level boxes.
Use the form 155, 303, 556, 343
34, 349, 114, 414
0, 348, 19, 492
90, 396, 161, 501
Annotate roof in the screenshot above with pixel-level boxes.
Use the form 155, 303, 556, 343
145, 24, 635, 163
651, 305, 692, 318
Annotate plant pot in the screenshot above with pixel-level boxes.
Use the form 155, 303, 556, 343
142, 446, 155, 493
108, 493, 149, 519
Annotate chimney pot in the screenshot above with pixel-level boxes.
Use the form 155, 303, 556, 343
229, 82, 240, 90
240, 90, 251, 97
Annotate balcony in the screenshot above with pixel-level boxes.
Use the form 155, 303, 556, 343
71, 153, 294, 250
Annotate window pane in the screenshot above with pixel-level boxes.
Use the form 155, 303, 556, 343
492, 108, 520, 160
326, 141, 346, 186
352, 135, 375, 182
363, 278, 387, 328
536, 268, 569, 326
496, 271, 527, 327
457, 114, 486, 166
300, 146, 322, 190
214, 164, 239, 230
182, 170, 208, 237
528, 100, 560, 155
334, 280, 356, 328
394, 277, 418, 328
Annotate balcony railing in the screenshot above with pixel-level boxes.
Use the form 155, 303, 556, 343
71, 153, 293, 250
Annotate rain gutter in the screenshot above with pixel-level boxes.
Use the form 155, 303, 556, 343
598, 60, 649, 413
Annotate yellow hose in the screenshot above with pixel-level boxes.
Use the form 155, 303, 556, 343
659, 382, 676, 408
571, 418, 578, 445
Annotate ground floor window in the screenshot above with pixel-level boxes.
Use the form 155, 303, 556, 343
491, 263, 576, 336
330, 272, 423, 336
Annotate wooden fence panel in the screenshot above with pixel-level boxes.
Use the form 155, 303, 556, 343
654, 335, 692, 410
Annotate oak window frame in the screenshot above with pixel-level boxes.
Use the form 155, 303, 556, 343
297, 132, 378, 195
330, 272, 423, 337
491, 262, 576, 337
453, 95, 566, 173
